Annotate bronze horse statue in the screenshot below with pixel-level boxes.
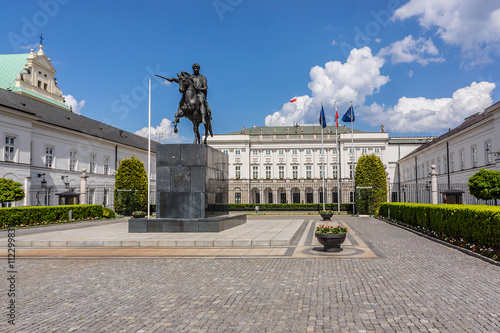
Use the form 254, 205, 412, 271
161, 71, 213, 144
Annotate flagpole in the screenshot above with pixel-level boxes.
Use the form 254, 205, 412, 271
321, 103, 325, 211
147, 78, 151, 218
350, 102, 354, 215
335, 102, 340, 215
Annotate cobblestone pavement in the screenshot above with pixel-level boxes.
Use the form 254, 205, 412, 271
3, 216, 500, 332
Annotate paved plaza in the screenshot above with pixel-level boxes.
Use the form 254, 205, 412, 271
1, 215, 499, 332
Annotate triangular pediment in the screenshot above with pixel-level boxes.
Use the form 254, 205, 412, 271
31, 53, 56, 73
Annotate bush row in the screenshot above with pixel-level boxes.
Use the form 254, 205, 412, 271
228, 203, 353, 212
379, 203, 500, 250
0, 205, 103, 227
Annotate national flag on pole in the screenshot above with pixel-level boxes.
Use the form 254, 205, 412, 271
319, 105, 326, 128
335, 106, 339, 129
290, 97, 297, 103
342, 105, 355, 122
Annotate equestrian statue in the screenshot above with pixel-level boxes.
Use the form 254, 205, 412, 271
156, 63, 213, 144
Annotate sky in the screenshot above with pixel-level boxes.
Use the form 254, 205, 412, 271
1, 0, 500, 143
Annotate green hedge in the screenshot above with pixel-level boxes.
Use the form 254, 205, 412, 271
379, 203, 500, 249
228, 203, 353, 212
0, 205, 103, 227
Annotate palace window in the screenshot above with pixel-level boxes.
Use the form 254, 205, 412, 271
306, 166, 312, 179
265, 150, 271, 155
279, 166, 284, 179
4, 136, 16, 162
69, 151, 76, 171
252, 150, 258, 156
90, 154, 96, 173
471, 146, 477, 167
235, 166, 241, 179
278, 150, 284, 155
292, 166, 298, 179
450, 153, 455, 172
319, 165, 325, 178
292, 149, 298, 155
104, 157, 109, 175
252, 166, 258, 179
266, 166, 271, 179
485, 141, 492, 164
45, 146, 54, 168
374, 148, 380, 153
332, 165, 338, 179
305, 149, 312, 155
235, 192, 241, 204
332, 148, 337, 155
235, 149, 240, 155
460, 149, 465, 170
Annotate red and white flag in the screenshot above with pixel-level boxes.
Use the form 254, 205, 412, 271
335, 106, 339, 129
290, 97, 297, 103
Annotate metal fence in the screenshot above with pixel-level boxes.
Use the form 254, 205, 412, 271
28, 185, 157, 209
391, 182, 496, 206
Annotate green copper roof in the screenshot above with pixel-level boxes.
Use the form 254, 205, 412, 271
0, 53, 70, 110
0, 54, 29, 89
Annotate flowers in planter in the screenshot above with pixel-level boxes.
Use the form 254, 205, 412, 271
132, 211, 146, 215
315, 225, 347, 234
320, 210, 333, 214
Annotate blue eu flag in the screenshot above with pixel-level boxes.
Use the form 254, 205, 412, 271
319, 105, 327, 128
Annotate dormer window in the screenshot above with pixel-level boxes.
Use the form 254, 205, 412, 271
44, 83, 48, 90
38, 81, 42, 88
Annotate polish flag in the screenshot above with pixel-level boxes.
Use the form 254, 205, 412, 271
290, 97, 297, 103
335, 107, 339, 129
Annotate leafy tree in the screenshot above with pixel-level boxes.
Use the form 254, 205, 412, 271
468, 169, 500, 205
113, 156, 148, 215
0, 178, 25, 203
354, 154, 387, 214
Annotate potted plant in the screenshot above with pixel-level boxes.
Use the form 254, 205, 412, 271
315, 225, 348, 252
319, 210, 334, 220
131, 211, 146, 218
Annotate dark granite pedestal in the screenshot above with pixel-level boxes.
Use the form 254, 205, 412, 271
129, 214, 246, 233
129, 144, 246, 233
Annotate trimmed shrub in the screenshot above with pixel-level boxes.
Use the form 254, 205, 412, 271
0, 205, 102, 227
102, 207, 116, 219
0, 178, 25, 203
379, 203, 500, 250
355, 154, 387, 215
114, 156, 148, 215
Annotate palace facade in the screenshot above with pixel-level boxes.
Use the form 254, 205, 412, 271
207, 125, 432, 204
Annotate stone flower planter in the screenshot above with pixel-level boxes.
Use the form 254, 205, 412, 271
132, 213, 146, 218
320, 212, 333, 220
315, 233, 347, 252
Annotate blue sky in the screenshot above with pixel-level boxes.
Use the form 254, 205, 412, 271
2, 0, 500, 143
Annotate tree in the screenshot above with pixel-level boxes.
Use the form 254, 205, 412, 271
468, 169, 500, 205
0, 178, 25, 204
113, 156, 148, 215
355, 154, 387, 214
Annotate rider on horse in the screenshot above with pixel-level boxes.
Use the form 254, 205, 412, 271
166, 63, 211, 125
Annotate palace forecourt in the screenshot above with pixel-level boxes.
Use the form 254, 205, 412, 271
2, 215, 499, 332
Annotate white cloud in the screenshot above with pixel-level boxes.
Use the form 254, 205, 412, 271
64, 94, 85, 114
364, 81, 495, 134
378, 35, 444, 65
393, 0, 500, 66
265, 47, 389, 126
134, 118, 187, 143
407, 70, 414, 78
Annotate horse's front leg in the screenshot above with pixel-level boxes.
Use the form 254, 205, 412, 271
173, 106, 184, 134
